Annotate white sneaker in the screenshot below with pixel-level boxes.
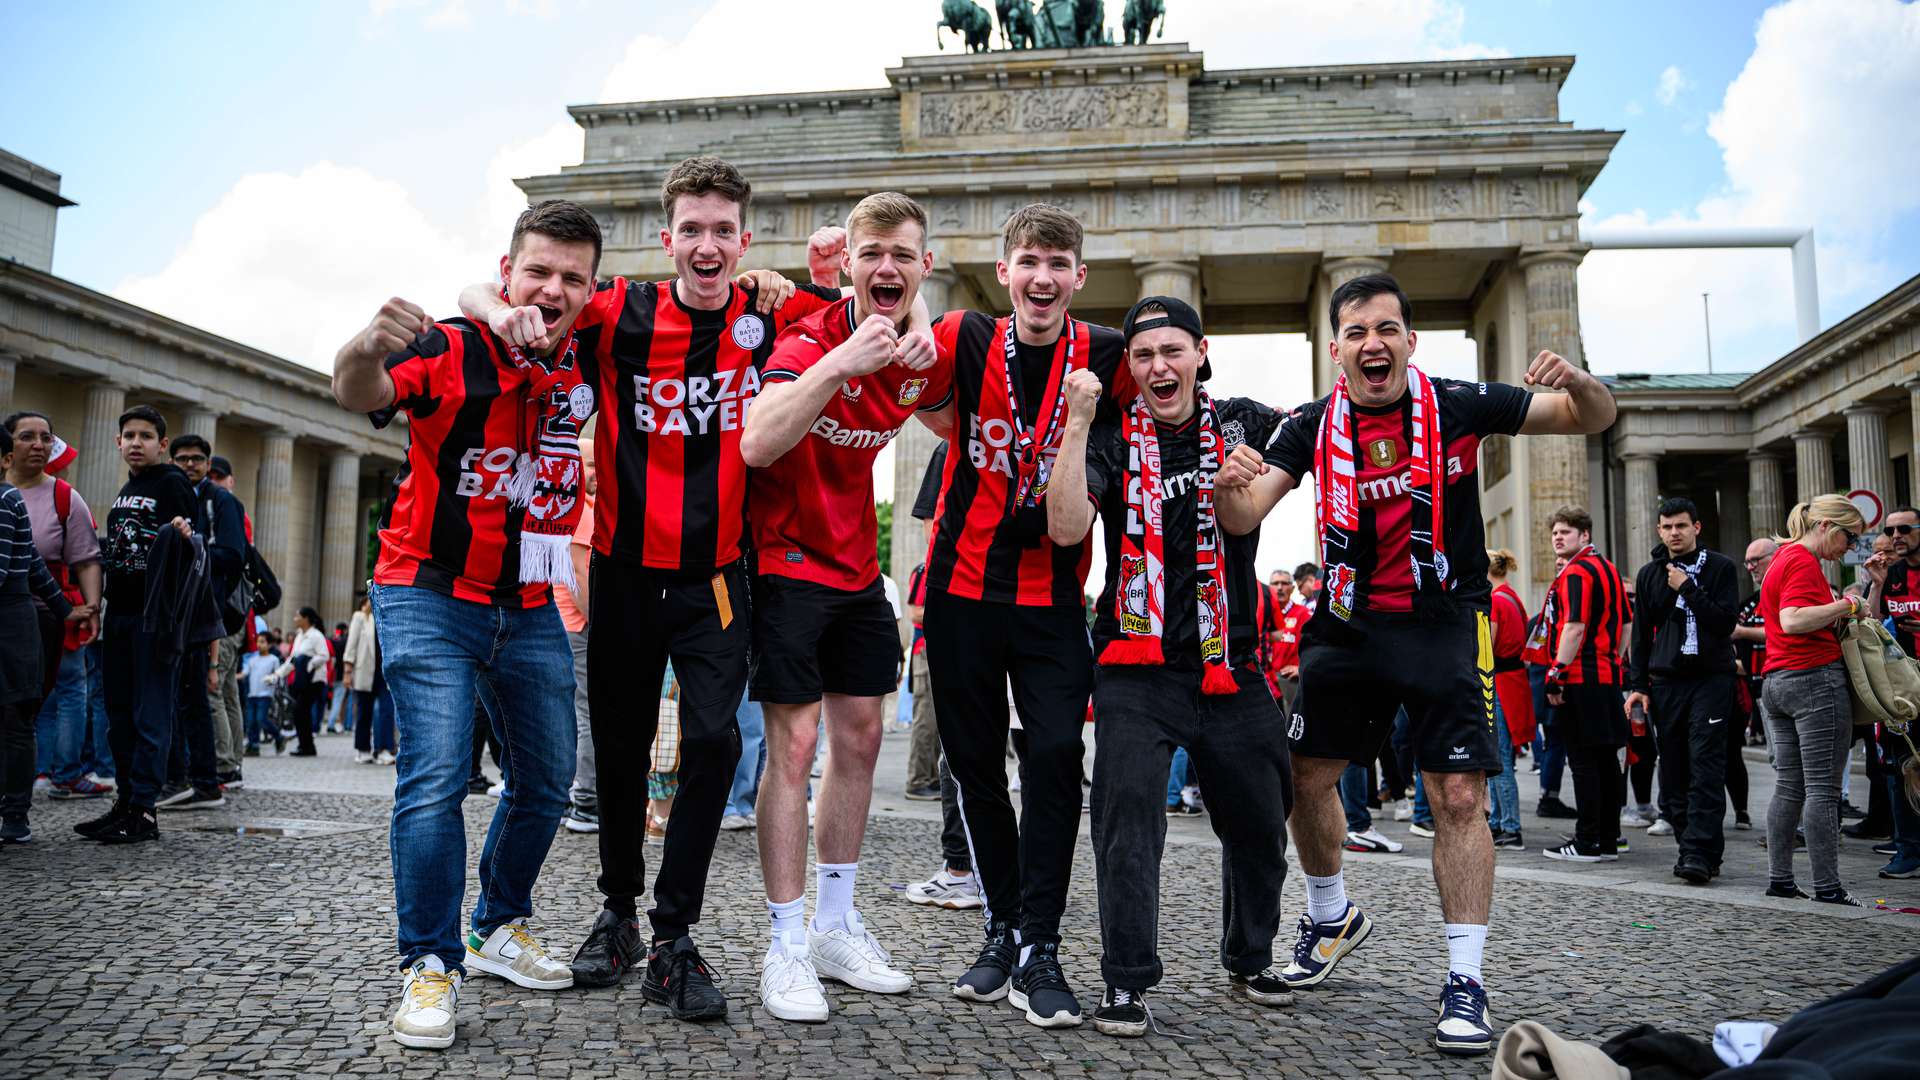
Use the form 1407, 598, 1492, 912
761, 939, 830, 1022
354, 750, 374, 764
1620, 808, 1652, 828
1647, 819, 1674, 836
463, 922, 573, 990
1344, 828, 1405, 854
810, 912, 912, 993
904, 868, 983, 910
1391, 800, 1413, 822
486, 782, 504, 798
392, 956, 461, 1050
374, 750, 396, 766
32, 776, 52, 797
1180, 784, 1204, 811
720, 813, 755, 831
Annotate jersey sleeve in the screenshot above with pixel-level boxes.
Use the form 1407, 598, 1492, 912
761, 318, 832, 384
1222, 397, 1283, 455
571, 278, 626, 334
1443, 379, 1532, 438
1083, 421, 1125, 508
773, 283, 842, 331
370, 325, 457, 430
915, 352, 957, 413
1262, 401, 1320, 480
931, 310, 967, 366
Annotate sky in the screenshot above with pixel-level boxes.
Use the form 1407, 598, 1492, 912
6, 0, 1918, 573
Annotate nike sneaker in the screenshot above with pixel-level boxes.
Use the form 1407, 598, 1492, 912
1278, 904, 1373, 989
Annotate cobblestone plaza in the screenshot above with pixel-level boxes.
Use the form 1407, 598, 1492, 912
3, 731, 1914, 1079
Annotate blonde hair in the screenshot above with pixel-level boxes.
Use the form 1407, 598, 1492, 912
1487, 549, 1517, 579
1780, 494, 1865, 544
845, 192, 928, 249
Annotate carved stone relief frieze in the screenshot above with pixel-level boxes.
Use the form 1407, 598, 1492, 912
918, 83, 1169, 138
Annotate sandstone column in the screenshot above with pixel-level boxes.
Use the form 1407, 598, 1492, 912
0, 354, 16, 410
1308, 254, 1392, 401
1844, 405, 1892, 516
1747, 450, 1785, 540
180, 407, 221, 447
1135, 260, 1202, 313
321, 451, 362, 626
76, 381, 128, 517
889, 268, 960, 582
1518, 248, 1591, 600
1620, 453, 1659, 567
254, 430, 296, 593
1908, 380, 1920, 508
1792, 428, 1835, 503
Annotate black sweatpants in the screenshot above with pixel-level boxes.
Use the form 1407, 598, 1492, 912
923, 589, 1090, 945
1652, 674, 1733, 867
169, 648, 219, 793
1561, 683, 1625, 856
587, 555, 745, 941
938, 756, 972, 873
1090, 665, 1291, 989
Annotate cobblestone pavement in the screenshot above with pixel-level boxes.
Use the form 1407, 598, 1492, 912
4, 732, 1918, 1079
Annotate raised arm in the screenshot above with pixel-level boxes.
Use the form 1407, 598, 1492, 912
1518, 350, 1618, 436
1215, 446, 1297, 536
1045, 369, 1103, 547
740, 315, 900, 468
333, 298, 431, 413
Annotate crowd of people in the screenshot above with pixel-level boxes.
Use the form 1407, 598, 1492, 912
5, 148, 1915, 1063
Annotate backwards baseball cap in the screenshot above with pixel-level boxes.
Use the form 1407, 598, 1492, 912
209, 455, 233, 478
1122, 295, 1210, 381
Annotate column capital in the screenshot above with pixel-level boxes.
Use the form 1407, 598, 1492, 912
1321, 253, 1392, 277
1745, 448, 1785, 462
1516, 246, 1589, 271
1791, 427, 1832, 444
1616, 450, 1661, 461
1842, 403, 1891, 418
261, 428, 296, 446
1902, 376, 1920, 394
1131, 259, 1200, 278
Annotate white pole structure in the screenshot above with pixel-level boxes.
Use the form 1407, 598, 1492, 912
1584, 225, 1820, 344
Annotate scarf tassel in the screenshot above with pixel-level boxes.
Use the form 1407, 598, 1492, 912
518, 533, 577, 593
1201, 664, 1238, 697
1099, 638, 1165, 667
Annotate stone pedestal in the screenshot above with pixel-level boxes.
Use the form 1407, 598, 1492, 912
76, 382, 128, 517
1519, 248, 1590, 600
321, 451, 362, 627
255, 431, 296, 593
1308, 254, 1392, 402
1844, 405, 1892, 510
889, 269, 961, 582
1747, 451, 1785, 540
1621, 453, 1659, 565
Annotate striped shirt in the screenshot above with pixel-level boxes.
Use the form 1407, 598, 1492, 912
0, 482, 71, 614
1552, 550, 1628, 685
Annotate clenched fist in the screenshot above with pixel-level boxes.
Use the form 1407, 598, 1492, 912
894, 329, 937, 372
1523, 349, 1588, 391
488, 304, 551, 351
1062, 368, 1103, 425
837, 314, 901, 378
354, 297, 432, 360
1217, 444, 1269, 490
807, 226, 848, 287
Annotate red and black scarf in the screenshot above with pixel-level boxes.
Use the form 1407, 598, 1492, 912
1313, 365, 1449, 620
1100, 390, 1237, 695
496, 289, 593, 590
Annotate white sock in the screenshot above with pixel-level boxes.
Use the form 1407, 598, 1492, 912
1446, 923, 1487, 984
769, 896, 806, 954
1306, 872, 1349, 925
812, 862, 857, 932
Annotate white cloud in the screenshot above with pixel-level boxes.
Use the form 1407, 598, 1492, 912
1581, 0, 1920, 376
1655, 64, 1689, 106
423, 0, 472, 31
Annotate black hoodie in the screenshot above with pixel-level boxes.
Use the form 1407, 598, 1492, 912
102, 463, 198, 610
1628, 543, 1739, 691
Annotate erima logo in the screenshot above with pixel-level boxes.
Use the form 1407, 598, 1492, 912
809, 415, 899, 449
1449, 746, 1470, 761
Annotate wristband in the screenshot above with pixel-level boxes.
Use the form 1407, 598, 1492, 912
1546, 662, 1569, 690
1845, 594, 1861, 619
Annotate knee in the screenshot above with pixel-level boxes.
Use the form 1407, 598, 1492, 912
1429, 774, 1485, 821
765, 723, 818, 781
1293, 756, 1348, 795
1022, 729, 1084, 775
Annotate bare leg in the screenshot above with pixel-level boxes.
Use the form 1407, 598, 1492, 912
1288, 755, 1352, 877
757, 701, 822, 903
814, 693, 885, 865
1425, 770, 1494, 923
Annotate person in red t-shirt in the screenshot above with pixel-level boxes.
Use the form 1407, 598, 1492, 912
1268, 567, 1312, 712
1759, 494, 1882, 907
736, 192, 948, 1023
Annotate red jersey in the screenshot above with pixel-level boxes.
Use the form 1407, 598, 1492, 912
752, 298, 954, 590
571, 277, 839, 572
923, 310, 1134, 607
1271, 599, 1311, 671
1761, 542, 1842, 673
1551, 550, 1628, 685
371, 319, 549, 607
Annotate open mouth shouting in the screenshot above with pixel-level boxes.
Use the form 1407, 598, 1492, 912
1149, 377, 1182, 405
1023, 287, 1060, 317
870, 281, 905, 314
1359, 355, 1393, 389
534, 303, 563, 329
691, 259, 725, 285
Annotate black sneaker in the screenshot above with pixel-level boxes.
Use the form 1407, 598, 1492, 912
154, 783, 193, 808
952, 921, 1016, 1002
642, 936, 728, 1021
1764, 881, 1809, 900
1839, 800, 1866, 821
572, 909, 643, 988
1091, 985, 1148, 1038
1813, 888, 1864, 908
74, 800, 129, 838
1536, 795, 1577, 819
0, 816, 30, 844
161, 788, 226, 812
1733, 811, 1752, 831
1842, 820, 1891, 840
244, 744, 261, 758
1492, 830, 1525, 850
466, 776, 490, 796
903, 784, 941, 801
97, 806, 159, 845
1229, 967, 1294, 1008
1674, 855, 1712, 885
1009, 941, 1082, 1028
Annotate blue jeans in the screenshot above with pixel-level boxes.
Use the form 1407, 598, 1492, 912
1412, 771, 1432, 827
1166, 746, 1191, 806
1486, 697, 1521, 833
726, 692, 765, 818
1340, 761, 1373, 832
243, 697, 274, 747
372, 584, 575, 973
34, 647, 90, 784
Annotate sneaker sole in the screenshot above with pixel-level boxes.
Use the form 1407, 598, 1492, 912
0, 833, 31, 844
641, 980, 729, 1021
1283, 915, 1372, 989
1434, 1033, 1493, 1056
1091, 1015, 1148, 1037
1008, 988, 1083, 1028
953, 975, 1010, 1002
760, 994, 829, 1022
1230, 981, 1295, 1008
815, 962, 912, 994
161, 801, 226, 812
392, 1028, 456, 1050
464, 950, 574, 990
562, 819, 600, 833
906, 891, 982, 910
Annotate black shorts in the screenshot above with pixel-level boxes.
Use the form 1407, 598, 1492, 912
750, 575, 901, 704
1289, 607, 1502, 774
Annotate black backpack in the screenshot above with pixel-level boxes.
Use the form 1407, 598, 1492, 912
245, 544, 282, 616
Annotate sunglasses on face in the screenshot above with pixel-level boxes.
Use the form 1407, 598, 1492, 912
1837, 526, 1859, 546
1886, 524, 1915, 536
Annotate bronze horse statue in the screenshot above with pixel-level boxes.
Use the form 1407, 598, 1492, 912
1122, 0, 1165, 45
997, 0, 1038, 49
938, 0, 993, 52
1074, 0, 1109, 45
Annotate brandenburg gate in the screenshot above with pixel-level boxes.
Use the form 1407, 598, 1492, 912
519, 43, 1619, 599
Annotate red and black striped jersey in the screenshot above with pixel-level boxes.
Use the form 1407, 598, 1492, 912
1552, 550, 1628, 685
922, 310, 1135, 607
570, 277, 839, 572
370, 319, 549, 608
